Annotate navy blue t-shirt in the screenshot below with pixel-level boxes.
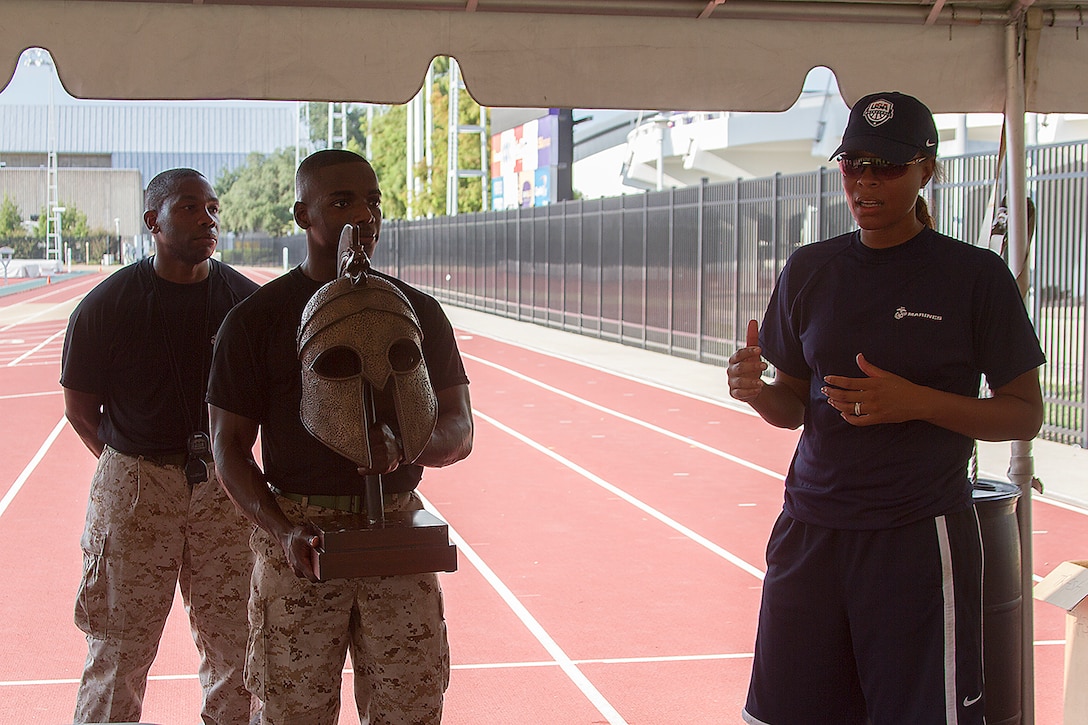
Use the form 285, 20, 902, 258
760, 228, 1045, 529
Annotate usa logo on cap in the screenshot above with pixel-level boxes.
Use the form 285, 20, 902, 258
863, 100, 894, 127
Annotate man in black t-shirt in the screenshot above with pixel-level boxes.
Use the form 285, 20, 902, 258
208, 149, 473, 725
61, 169, 259, 724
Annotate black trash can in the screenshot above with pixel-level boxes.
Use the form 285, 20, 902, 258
973, 479, 1023, 725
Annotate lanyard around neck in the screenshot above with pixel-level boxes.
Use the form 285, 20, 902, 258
147, 257, 213, 435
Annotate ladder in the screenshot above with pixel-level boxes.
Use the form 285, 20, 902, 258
446, 58, 488, 216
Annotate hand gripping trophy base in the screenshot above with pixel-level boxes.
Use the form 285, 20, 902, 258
302, 223, 458, 580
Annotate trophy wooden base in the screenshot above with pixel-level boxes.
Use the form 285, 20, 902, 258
310, 509, 458, 580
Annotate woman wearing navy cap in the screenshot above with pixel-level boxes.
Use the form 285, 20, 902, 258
729, 91, 1045, 724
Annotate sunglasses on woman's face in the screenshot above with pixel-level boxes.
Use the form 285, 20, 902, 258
837, 155, 927, 181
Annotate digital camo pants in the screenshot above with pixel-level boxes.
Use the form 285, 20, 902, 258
248, 491, 450, 725
73, 446, 256, 724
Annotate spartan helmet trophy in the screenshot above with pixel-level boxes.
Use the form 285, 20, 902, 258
295, 224, 457, 580
298, 229, 438, 473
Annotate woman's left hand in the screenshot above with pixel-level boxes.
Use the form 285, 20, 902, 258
821, 353, 923, 426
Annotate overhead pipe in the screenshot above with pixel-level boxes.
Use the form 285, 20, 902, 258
474, 0, 1088, 26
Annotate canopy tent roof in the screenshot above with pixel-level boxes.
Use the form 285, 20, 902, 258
1, 0, 1086, 113
1, 5, 1073, 723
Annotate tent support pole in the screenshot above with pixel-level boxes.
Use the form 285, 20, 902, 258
1005, 17, 1035, 725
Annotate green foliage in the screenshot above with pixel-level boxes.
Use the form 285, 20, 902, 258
218, 149, 297, 238
0, 194, 23, 237
304, 56, 489, 220
365, 104, 409, 220
307, 102, 369, 152
0, 233, 112, 262
401, 64, 487, 217
33, 203, 92, 238
1, 237, 42, 258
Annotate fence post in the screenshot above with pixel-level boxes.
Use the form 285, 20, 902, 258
696, 179, 706, 361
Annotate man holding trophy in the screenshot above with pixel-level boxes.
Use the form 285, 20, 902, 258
209, 149, 473, 724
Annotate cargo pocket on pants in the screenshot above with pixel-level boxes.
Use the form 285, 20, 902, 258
74, 528, 108, 638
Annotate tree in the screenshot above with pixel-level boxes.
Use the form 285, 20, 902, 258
34, 202, 92, 238
0, 194, 22, 237
364, 104, 410, 220
218, 149, 297, 238
307, 102, 369, 152
303, 56, 490, 220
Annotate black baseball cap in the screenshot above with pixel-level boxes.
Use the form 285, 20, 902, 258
830, 91, 939, 164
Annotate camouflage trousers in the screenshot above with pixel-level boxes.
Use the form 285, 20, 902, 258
248, 491, 450, 725
73, 446, 257, 724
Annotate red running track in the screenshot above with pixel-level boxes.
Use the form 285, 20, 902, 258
0, 269, 1083, 724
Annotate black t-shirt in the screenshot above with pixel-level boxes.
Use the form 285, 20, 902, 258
207, 266, 469, 496
760, 229, 1046, 529
60, 257, 260, 455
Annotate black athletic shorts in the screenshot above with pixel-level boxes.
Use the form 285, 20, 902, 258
742, 508, 985, 725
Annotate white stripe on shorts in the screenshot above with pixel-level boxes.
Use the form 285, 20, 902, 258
935, 515, 959, 725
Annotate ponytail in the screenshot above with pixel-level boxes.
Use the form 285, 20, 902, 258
915, 159, 942, 229
915, 197, 935, 229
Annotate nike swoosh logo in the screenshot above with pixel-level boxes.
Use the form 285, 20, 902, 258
926, 139, 937, 147
963, 693, 983, 707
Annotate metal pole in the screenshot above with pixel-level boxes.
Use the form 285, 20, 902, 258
406, 92, 416, 219
1005, 17, 1035, 725
447, 59, 460, 216
361, 380, 384, 526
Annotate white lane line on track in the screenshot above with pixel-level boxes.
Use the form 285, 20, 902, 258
463, 352, 787, 482
0, 280, 93, 308
9, 641, 1076, 689
0, 416, 66, 520
473, 410, 767, 582
0, 299, 79, 330
1, 360, 61, 368
6, 328, 65, 366
468, 351, 1088, 519
0, 390, 62, 400
418, 492, 629, 725
1031, 494, 1088, 515
0, 287, 92, 331
975, 469, 1088, 516
455, 326, 762, 418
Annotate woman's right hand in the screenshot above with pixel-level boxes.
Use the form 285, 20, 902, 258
727, 319, 767, 403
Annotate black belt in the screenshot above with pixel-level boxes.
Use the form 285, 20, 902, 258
140, 451, 190, 468
269, 484, 367, 514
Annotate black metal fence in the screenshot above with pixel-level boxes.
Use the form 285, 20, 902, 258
382, 141, 1088, 448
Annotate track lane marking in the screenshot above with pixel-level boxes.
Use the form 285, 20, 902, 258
6, 328, 65, 366
0, 415, 66, 519
0, 390, 62, 400
0, 289, 93, 331
463, 353, 787, 482
473, 410, 766, 582
419, 492, 630, 725
467, 351, 1088, 519
8, 641, 1077, 689
454, 327, 762, 418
